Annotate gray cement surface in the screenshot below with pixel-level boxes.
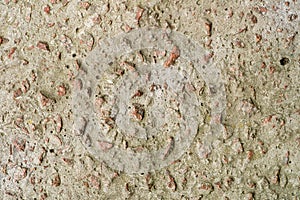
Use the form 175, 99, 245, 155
0, 0, 299, 199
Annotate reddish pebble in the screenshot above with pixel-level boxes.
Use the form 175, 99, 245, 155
135, 6, 144, 22
80, 2, 91, 10
164, 46, 180, 68
8, 47, 17, 59
13, 138, 26, 152
44, 5, 51, 14
247, 150, 254, 160
123, 24, 132, 32
40, 93, 52, 107
259, 6, 267, 13
37, 41, 49, 51
57, 85, 66, 96
52, 174, 61, 187
55, 115, 63, 133
13, 88, 22, 99
98, 141, 113, 151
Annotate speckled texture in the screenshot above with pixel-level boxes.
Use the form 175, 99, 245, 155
0, 0, 299, 199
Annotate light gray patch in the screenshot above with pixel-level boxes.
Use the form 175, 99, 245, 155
72, 27, 226, 174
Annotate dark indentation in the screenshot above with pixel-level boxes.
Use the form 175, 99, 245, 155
280, 57, 289, 66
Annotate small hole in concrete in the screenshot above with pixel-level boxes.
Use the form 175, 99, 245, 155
280, 57, 289, 66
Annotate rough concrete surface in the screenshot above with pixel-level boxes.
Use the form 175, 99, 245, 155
0, 0, 299, 199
